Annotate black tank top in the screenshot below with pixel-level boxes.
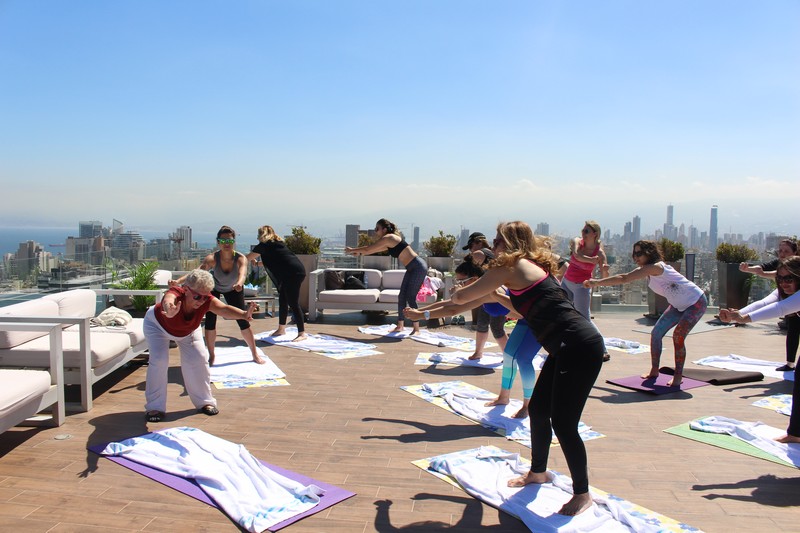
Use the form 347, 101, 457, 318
388, 239, 409, 258
509, 274, 599, 354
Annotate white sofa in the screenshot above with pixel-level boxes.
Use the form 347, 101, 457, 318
0, 322, 65, 433
0, 288, 151, 412
307, 268, 445, 321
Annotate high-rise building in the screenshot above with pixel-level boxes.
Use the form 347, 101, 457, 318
709, 205, 718, 251
174, 225, 193, 249
345, 224, 360, 248
79, 220, 102, 239
632, 215, 641, 243
666, 205, 674, 226
535, 222, 550, 236
411, 226, 420, 252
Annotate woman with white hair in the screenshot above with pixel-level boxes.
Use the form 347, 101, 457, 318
144, 269, 256, 423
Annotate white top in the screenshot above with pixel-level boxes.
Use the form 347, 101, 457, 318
748, 289, 800, 322
648, 262, 704, 312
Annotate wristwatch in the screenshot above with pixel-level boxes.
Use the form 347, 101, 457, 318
423, 310, 430, 320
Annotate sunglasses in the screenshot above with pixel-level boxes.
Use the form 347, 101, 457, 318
217, 238, 235, 245
454, 276, 476, 286
632, 250, 645, 258
582, 228, 592, 234
776, 275, 797, 284
185, 286, 210, 302
492, 237, 503, 247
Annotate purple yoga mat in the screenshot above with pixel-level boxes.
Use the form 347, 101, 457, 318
88, 442, 355, 531
606, 373, 708, 394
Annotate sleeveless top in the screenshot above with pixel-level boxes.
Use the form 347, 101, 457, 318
388, 239, 409, 258
212, 251, 241, 292
508, 271, 600, 354
648, 262, 704, 311
564, 239, 599, 283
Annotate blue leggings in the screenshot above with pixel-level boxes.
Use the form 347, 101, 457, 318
501, 321, 541, 399
397, 256, 428, 321
651, 294, 708, 374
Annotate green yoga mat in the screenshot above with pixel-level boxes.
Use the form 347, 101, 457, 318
633, 320, 733, 337
663, 422, 796, 468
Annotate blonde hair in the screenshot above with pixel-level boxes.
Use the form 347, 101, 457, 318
490, 221, 558, 274
584, 220, 602, 242
257, 225, 283, 243
185, 269, 214, 292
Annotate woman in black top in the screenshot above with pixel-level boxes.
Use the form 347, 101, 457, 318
246, 225, 307, 341
451, 221, 604, 517
345, 218, 428, 334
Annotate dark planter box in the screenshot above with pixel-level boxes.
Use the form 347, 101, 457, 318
717, 261, 752, 309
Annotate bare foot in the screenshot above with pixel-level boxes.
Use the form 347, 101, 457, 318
558, 492, 593, 516
507, 470, 549, 488
512, 405, 529, 419
292, 333, 308, 342
270, 328, 287, 337
667, 374, 682, 387
252, 355, 265, 364
468, 352, 483, 361
410, 328, 420, 335
485, 398, 509, 407
390, 325, 406, 333
775, 433, 800, 444
640, 369, 659, 380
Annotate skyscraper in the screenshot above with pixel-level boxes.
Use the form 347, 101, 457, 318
632, 215, 641, 243
535, 222, 550, 236
345, 224, 360, 248
79, 220, 102, 239
709, 205, 718, 251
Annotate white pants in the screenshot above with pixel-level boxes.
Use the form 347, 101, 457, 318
143, 307, 217, 413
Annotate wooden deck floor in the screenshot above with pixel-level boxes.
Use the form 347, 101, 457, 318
1, 310, 798, 532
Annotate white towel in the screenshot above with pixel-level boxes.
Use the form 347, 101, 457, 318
689, 416, 800, 467
430, 447, 664, 532
101, 427, 324, 532
694, 354, 795, 381
209, 346, 285, 383
256, 327, 381, 357
425, 351, 504, 368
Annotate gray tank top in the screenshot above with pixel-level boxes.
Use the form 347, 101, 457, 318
212, 251, 240, 292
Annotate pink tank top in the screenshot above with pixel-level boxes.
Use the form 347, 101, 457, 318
564, 240, 598, 283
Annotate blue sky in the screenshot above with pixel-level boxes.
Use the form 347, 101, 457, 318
1, 1, 797, 241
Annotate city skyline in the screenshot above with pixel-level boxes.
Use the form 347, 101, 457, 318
1, 2, 797, 238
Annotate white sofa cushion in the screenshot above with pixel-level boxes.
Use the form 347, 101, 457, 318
378, 289, 437, 305
381, 270, 407, 290
43, 288, 96, 318
68, 317, 146, 346
0, 330, 130, 369
0, 369, 51, 417
0, 299, 61, 349
317, 289, 381, 304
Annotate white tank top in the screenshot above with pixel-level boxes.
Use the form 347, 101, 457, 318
648, 262, 704, 311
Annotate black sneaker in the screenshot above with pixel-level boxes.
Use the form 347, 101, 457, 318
776, 364, 795, 372
602, 353, 611, 362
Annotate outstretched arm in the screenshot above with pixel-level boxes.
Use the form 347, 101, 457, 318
345, 235, 396, 256
585, 263, 660, 288
169, 254, 215, 286
210, 298, 256, 321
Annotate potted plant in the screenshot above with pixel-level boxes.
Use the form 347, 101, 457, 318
112, 261, 161, 315
716, 243, 759, 310
284, 226, 321, 312
358, 233, 393, 271
648, 239, 686, 317
423, 230, 458, 272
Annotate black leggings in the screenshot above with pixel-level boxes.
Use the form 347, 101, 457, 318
785, 314, 799, 364
528, 333, 604, 494
278, 274, 306, 333
204, 289, 250, 331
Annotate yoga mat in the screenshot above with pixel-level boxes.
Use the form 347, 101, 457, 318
633, 319, 733, 337
414, 351, 504, 368
88, 443, 355, 530
606, 373, 708, 394
659, 365, 764, 385
694, 354, 795, 381
401, 382, 604, 447
663, 422, 796, 468
256, 327, 382, 359
413, 446, 701, 533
